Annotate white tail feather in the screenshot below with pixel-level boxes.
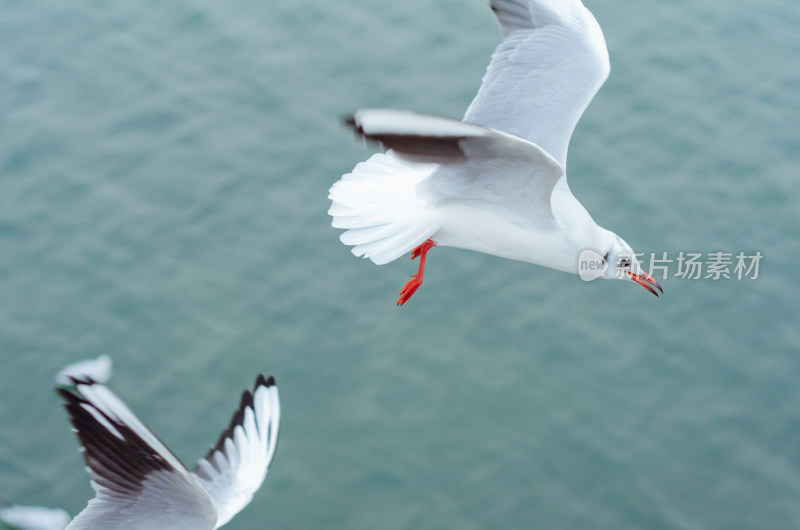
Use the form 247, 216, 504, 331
329, 153, 439, 265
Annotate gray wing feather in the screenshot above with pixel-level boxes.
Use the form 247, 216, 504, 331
465, 0, 610, 167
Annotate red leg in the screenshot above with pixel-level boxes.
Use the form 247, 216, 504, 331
397, 238, 436, 305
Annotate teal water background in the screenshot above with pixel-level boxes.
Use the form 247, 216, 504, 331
2, 0, 799, 528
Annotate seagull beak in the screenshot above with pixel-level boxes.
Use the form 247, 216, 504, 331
626, 271, 663, 297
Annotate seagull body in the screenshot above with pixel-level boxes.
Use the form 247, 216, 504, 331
329, 0, 662, 303
56, 361, 280, 530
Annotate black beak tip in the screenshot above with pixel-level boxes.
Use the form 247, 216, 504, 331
628, 272, 664, 298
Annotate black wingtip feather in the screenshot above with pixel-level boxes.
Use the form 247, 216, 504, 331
201, 374, 276, 464
343, 115, 368, 144
256, 374, 276, 389
204, 388, 253, 463
56, 387, 74, 400
342, 115, 357, 129
341, 114, 469, 161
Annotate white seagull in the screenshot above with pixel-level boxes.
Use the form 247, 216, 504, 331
56, 362, 280, 529
328, 0, 662, 304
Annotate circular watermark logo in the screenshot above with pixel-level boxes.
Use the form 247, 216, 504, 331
577, 249, 607, 282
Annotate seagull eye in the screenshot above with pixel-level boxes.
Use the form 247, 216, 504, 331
618, 257, 631, 268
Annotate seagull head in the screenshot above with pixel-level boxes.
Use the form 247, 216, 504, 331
601, 233, 663, 297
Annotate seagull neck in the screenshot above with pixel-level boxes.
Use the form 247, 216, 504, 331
551, 178, 595, 232
550, 178, 610, 271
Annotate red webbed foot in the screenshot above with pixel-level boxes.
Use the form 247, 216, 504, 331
396, 239, 436, 306
397, 274, 422, 305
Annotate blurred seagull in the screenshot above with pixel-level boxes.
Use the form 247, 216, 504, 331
0, 355, 112, 530
329, 0, 662, 304
0, 503, 69, 530
56, 359, 280, 530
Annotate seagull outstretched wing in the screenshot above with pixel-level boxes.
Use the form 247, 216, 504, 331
464, 0, 610, 167
346, 109, 564, 220
58, 380, 217, 530
191, 375, 280, 529
58, 372, 279, 530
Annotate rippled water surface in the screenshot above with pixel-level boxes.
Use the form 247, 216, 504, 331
1, 0, 799, 528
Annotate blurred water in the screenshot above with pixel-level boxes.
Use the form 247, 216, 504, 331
1, 0, 799, 528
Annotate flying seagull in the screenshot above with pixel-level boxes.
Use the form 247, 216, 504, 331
328, 0, 663, 304
56, 360, 280, 529
0, 503, 69, 530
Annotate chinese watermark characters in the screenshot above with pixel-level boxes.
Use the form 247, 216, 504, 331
577, 250, 762, 282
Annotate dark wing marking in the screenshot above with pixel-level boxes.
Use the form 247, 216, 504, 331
192, 374, 280, 529
345, 116, 469, 162
58, 381, 217, 529
59, 387, 173, 493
